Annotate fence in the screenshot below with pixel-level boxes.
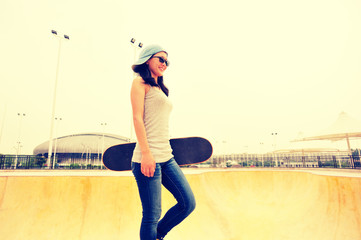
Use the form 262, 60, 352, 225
0, 154, 104, 169
0, 152, 360, 170
0, 155, 47, 169
207, 152, 360, 169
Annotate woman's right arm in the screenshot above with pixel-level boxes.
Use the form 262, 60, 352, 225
130, 77, 156, 177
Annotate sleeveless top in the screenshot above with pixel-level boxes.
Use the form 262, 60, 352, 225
132, 86, 174, 163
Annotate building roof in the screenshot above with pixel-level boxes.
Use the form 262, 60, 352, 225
33, 133, 131, 155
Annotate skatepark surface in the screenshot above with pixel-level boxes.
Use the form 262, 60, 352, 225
0, 168, 360, 240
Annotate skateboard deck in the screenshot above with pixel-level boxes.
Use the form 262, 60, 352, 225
102, 137, 213, 171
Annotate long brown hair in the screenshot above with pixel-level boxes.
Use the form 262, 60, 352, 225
133, 63, 169, 96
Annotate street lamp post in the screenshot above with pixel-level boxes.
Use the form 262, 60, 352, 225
129, 38, 143, 141
0, 105, 7, 154
52, 117, 62, 169
259, 142, 264, 167
101, 123, 107, 169
14, 141, 21, 169
131, 38, 143, 66
244, 145, 249, 167
47, 30, 69, 169
271, 132, 278, 167
15, 113, 26, 169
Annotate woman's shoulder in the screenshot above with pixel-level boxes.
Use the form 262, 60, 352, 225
132, 76, 150, 92
133, 76, 144, 84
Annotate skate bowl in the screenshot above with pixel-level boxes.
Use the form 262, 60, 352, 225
0, 169, 360, 240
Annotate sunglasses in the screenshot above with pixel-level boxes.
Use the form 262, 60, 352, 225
152, 56, 170, 67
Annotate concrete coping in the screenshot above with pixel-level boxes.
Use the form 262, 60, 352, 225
1, 168, 361, 178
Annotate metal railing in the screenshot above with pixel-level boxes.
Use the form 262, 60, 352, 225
207, 153, 360, 169
0, 153, 359, 170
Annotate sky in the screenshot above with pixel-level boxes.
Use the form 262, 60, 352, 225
1, 0, 361, 155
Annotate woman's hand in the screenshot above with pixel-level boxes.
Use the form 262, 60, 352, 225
141, 152, 156, 177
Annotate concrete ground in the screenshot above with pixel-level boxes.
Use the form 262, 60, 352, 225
0, 168, 360, 240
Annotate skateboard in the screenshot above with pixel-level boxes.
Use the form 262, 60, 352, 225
102, 137, 213, 171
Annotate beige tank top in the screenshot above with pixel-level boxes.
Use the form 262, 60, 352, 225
132, 86, 174, 163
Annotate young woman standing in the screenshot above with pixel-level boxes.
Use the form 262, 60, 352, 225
130, 44, 195, 240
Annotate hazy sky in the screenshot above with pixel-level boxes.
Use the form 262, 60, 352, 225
1, 0, 361, 155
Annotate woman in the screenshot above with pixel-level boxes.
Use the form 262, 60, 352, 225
130, 44, 196, 240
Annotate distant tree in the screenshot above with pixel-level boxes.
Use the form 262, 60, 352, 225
352, 149, 360, 160
352, 149, 360, 167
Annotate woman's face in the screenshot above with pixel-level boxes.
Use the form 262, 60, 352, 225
147, 51, 168, 78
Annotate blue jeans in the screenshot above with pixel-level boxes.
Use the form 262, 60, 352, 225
132, 158, 196, 240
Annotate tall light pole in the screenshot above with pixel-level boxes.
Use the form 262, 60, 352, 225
0, 104, 7, 154
47, 30, 69, 169
15, 113, 26, 169
244, 145, 249, 167
131, 38, 143, 66
271, 132, 278, 167
130, 38, 143, 141
101, 122, 107, 169
259, 142, 264, 167
52, 117, 62, 169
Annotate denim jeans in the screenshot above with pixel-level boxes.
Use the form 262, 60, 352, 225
132, 158, 196, 240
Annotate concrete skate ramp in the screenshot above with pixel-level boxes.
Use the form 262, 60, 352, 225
0, 169, 361, 240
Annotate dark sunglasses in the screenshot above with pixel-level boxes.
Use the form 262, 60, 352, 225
152, 56, 170, 67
